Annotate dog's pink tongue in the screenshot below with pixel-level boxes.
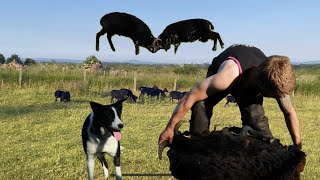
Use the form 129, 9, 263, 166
114, 131, 121, 141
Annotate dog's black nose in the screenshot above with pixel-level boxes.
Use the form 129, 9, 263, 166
118, 124, 123, 129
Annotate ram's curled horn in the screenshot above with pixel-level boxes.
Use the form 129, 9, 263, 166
158, 120, 187, 160
158, 140, 169, 160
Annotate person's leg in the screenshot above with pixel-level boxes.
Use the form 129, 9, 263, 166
238, 96, 273, 138
190, 101, 209, 136
189, 91, 229, 136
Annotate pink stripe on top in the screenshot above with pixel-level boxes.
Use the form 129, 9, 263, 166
227, 56, 243, 74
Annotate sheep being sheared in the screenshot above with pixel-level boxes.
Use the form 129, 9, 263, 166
158, 123, 306, 180
96, 12, 162, 55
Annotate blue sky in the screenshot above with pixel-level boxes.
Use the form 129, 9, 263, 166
0, 0, 319, 64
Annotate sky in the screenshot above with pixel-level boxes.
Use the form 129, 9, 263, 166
0, 0, 319, 64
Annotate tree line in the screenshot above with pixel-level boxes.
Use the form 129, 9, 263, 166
0, 53, 208, 75
0, 53, 36, 66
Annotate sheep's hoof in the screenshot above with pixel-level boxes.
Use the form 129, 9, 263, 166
212, 47, 217, 51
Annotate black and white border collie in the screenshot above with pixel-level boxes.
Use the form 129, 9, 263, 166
82, 99, 126, 180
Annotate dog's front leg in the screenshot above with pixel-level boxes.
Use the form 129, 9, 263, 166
113, 145, 122, 180
86, 154, 96, 180
113, 156, 122, 180
98, 155, 109, 179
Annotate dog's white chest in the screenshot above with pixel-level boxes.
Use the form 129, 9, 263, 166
101, 136, 119, 156
87, 135, 119, 157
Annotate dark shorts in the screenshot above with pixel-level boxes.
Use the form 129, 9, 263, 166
189, 95, 273, 138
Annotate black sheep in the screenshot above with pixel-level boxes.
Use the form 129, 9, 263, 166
148, 88, 168, 99
225, 95, 237, 107
96, 12, 162, 55
54, 90, 63, 102
110, 89, 137, 103
169, 91, 187, 101
138, 86, 167, 99
158, 18, 224, 54
61, 91, 71, 102
159, 124, 306, 180
137, 86, 154, 99
54, 90, 71, 102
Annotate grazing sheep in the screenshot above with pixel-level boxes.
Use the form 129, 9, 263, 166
138, 86, 154, 99
169, 91, 187, 101
138, 86, 168, 99
119, 88, 138, 103
61, 91, 71, 102
225, 95, 237, 107
148, 88, 168, 99
158, 18, 224, 54
54, 90, 63, 102
54, 90, 71, 102
158, 123, 306, 180
111, 89, 137, 103
96, 12, 162, 55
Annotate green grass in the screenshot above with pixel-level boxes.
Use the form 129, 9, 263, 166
0, 87, 319, 180
1, 63, 320, 179
0, 63, 206, 94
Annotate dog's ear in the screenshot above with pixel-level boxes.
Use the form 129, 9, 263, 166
113, 98, 127, 109
90, 101, 104, 112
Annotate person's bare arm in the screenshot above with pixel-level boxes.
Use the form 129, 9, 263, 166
159, 60, 239, 144
276, 94, 302, 149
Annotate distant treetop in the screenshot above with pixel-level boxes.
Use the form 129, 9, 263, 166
24, 58, 37, 66
6, 54, 23, 65
83, 55, 102, 69
0, 53, 5, 64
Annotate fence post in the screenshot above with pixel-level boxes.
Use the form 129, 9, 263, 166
83, 70, 87, 82
133, 72, 137, 91
19, 69, 22, 88
173, 75, 177, 91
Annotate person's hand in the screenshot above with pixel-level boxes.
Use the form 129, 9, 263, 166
158, 127, 174, 145
158, 127, 174, 160
288, 143, 302, 152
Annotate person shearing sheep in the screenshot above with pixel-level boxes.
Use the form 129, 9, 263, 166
159, 44, 302, 150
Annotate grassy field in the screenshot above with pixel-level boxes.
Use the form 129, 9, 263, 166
0, 64, 320, 179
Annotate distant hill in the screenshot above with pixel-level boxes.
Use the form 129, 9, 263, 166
122, 59, 163, 64
34, 58, 83, 64
33, 57, 320, 65
292, 60, 320, 65
33, 58, 172, 65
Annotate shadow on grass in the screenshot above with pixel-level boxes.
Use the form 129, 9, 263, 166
0, 98, 91, 117
0, 97, 142, 117
0, 94, 174, 118
111, 173, 171, 177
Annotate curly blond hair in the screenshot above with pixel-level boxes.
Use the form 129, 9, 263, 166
258, 55, 296, 96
